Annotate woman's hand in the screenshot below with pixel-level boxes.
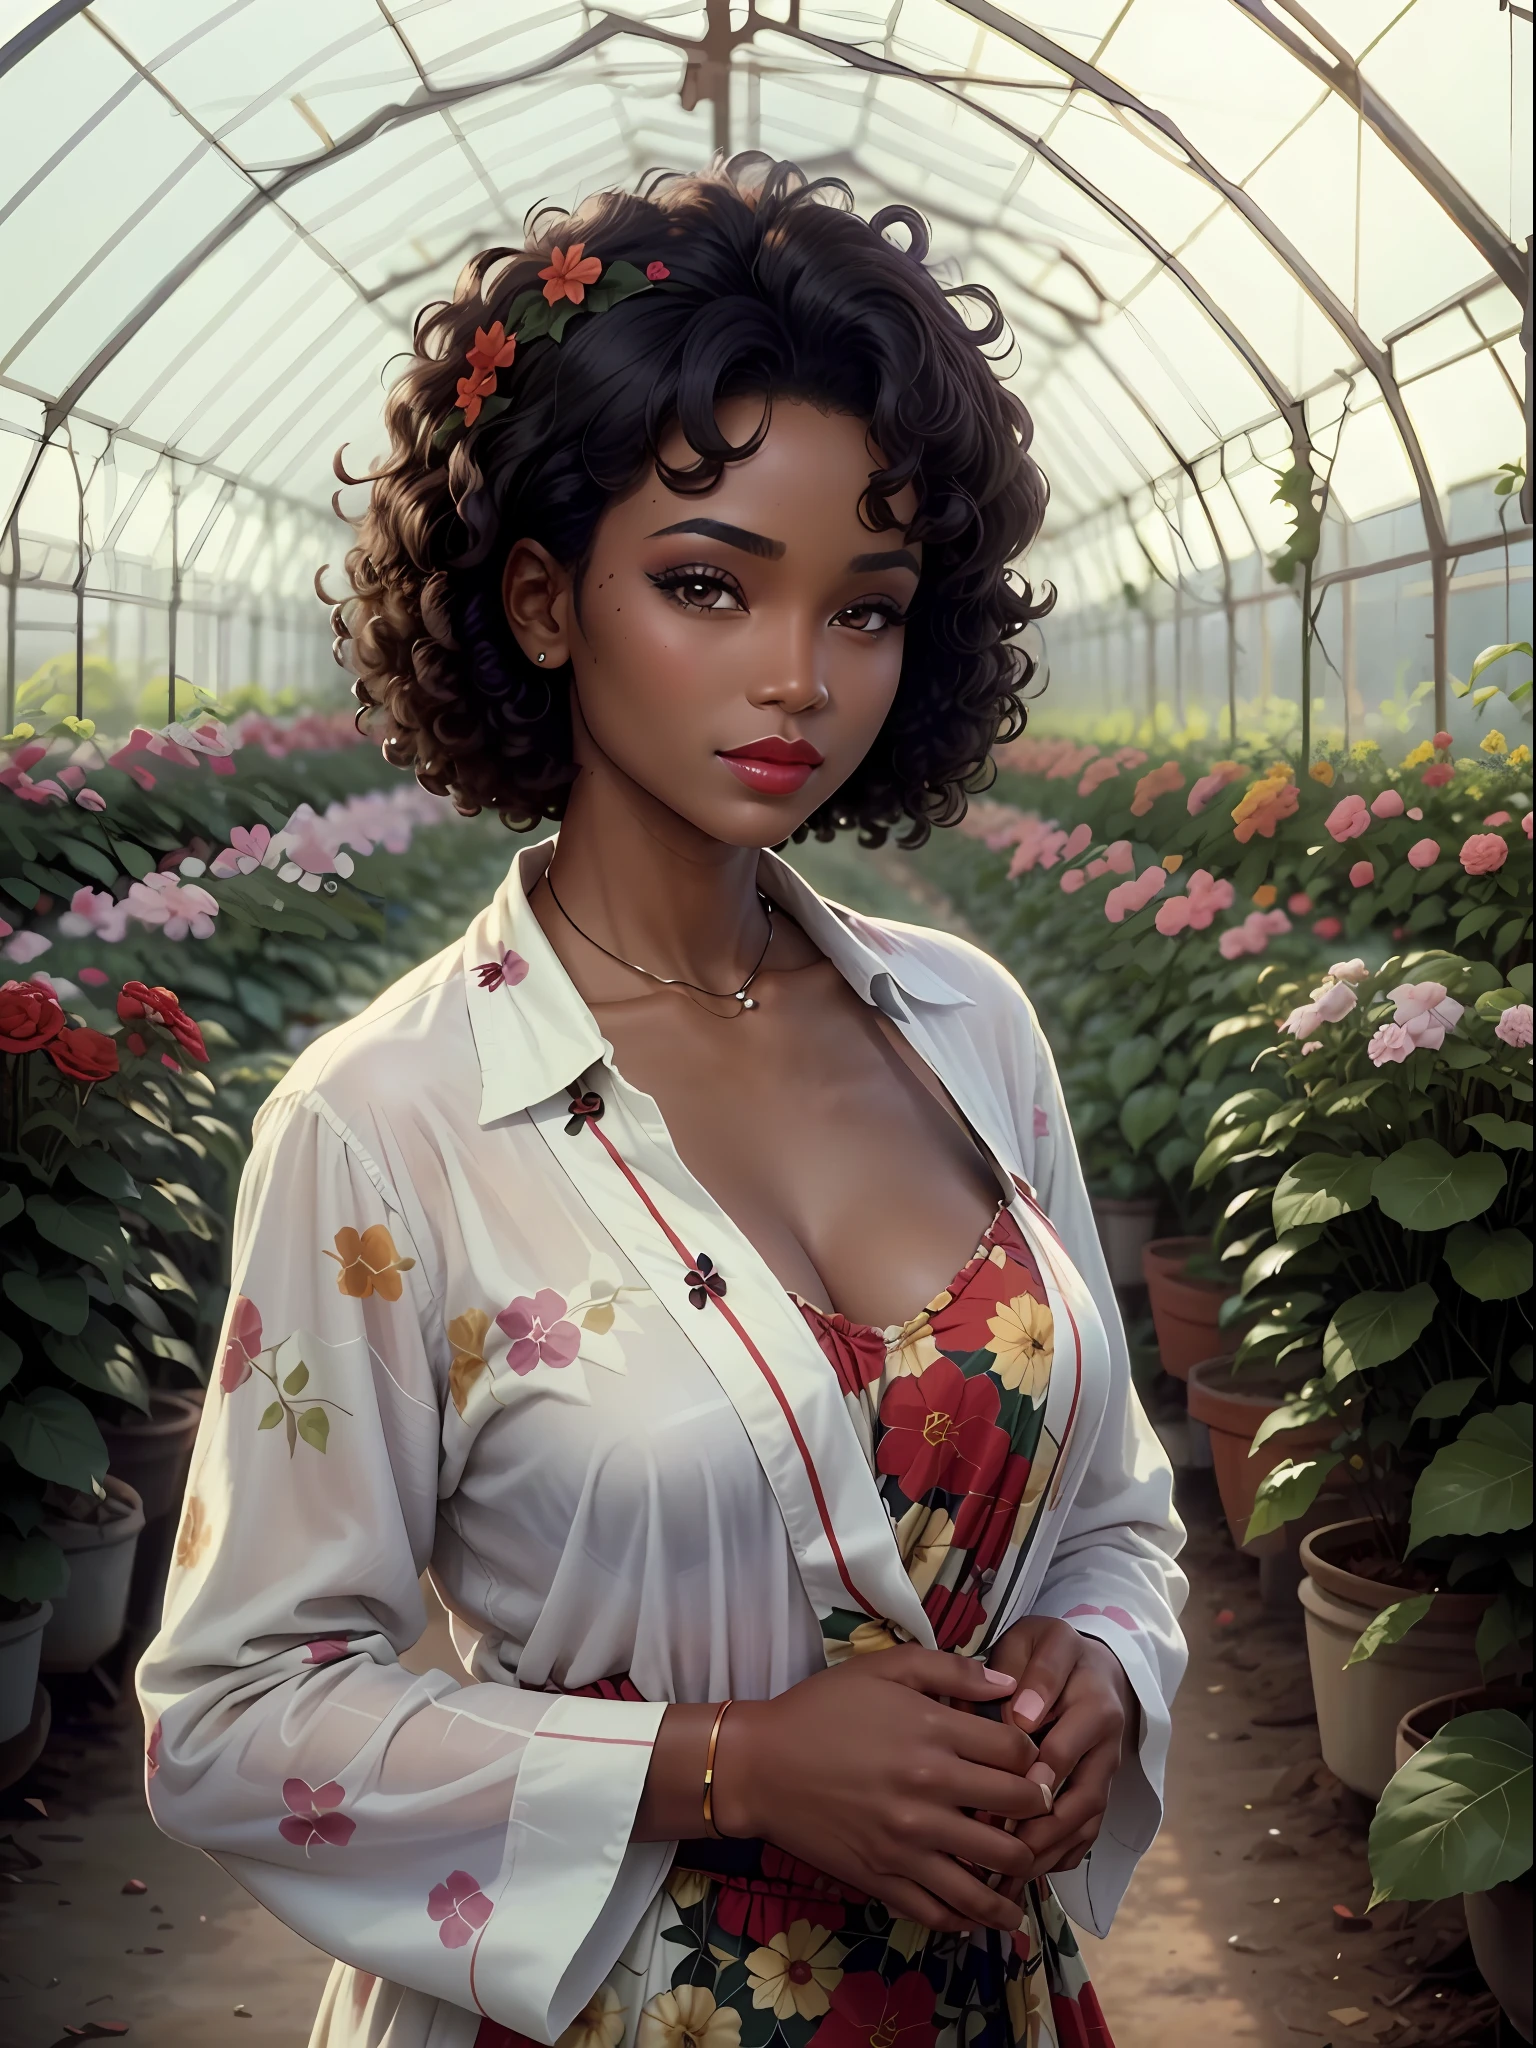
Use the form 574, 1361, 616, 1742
712, 1646, 1053, 1934
987, 1614, 1139, 1886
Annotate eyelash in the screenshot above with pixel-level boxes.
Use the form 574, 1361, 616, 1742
646, 564, 909, 633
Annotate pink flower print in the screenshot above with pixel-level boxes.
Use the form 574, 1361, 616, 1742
1349, 860, 1375, 888
496, 1289, 580, 1374
1371, 788, 1405, 819
1033, 1105, 1049, 1138
1495, 1003, 1533, 1048
280, 1778, 355, 1849
476, 949, 528, 992
1063, 1602, 1139, 1630
1407, 837, 1441, 869
221, 1294, 262, 1391
304, 1637, 352, 1664
1104, 866, 1165, 924
1460, 832, 1508, 876
427, 1869, 493, 1948
1325, 793, 1371, 842
1104, 839, 1135, 875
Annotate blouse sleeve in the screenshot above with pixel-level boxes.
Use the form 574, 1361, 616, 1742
1013, 1010, 1190, 1938
137, 1087, 670, 2042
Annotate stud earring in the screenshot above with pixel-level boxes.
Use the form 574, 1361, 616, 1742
536, 651, 546, 663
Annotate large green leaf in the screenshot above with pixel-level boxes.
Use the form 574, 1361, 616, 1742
1273, 1154, 1377, 1233
1372, 1141, 1506, 1231
1120, 1083, 1179, 1153
26, 1193, 125, 1272
1323, 1284, 1438, 1385
1444, 1225, 1532, 1302
66, 1148, 140, 1202
1410, 1378, 1483, 1423
0, 1387, 108, 1489
1368, 1710, 1533, 1905
1246, 1452, 1343, 1541
1408, 1406, 1533, 1552
0, 1528, 70, 1605
1465, 1114, 1532, 1154
1346, 1593, 1434, 1668
44, 1326, 151, 1415
1240, 1229, 1322, 1295
1107, 1035, 1159, 1099
1250, 1391, 1338, 1454
1, 1269, 89, 1335
0, 1180, 22, 1229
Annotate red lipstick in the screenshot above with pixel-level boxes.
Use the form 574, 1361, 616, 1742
717, 735, 824, 796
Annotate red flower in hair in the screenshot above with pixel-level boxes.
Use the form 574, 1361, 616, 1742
538, 242, 603, 306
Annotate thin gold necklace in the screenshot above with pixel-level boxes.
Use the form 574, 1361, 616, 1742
543, 866, 775, 1014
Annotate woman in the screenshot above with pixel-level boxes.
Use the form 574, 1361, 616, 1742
141, 159, 1185, 2048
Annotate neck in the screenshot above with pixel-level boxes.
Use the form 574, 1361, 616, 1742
542, 730, 769, 993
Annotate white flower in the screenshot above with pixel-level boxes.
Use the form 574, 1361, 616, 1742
1282, 1001, 1323, 1038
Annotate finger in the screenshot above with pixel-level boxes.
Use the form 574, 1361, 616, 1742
1034, 1695, 1124, 1795
1030, 1819, 1101, 1875
878, 1645, 1019, 1705
1014, 1751, 1117, 1862
926, 1810, 1038, 1880
903, 1850, 1024, 1933
945, 1757, 1055, 1824
1008, 1620, 1084, 1736
948, 1708, 1041, 1778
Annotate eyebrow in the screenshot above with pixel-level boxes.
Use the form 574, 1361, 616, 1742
648, 518, 785, 558
849, 547, 921, 575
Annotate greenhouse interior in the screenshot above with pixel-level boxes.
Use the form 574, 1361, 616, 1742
0, 3, 1530, 2046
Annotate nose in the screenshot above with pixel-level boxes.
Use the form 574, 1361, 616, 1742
745, 608, 828, 718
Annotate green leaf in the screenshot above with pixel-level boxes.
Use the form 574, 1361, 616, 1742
1191, 1121, 1262, 1189
1240, 1229, 1323, 1295
1408, 1406, 1533, 1551
1246, 1452, 1343, 1541
0, 1329, 19, 1392
0, 1388, 108, 1489
26, 1194, 125, 1272
1, 1269, 89, 1335
1411, 1378, 1483, 1423
1468, 640, 1533, 686
257, 1402, 283, 1431
1107, 1036, 1159, 1099
66, 1149, 140, 1201
296, 1406, 330, 1454
1273, 1154, 1377, 1233
1444, 1225, 1532, 1301
1120, 1083, 1179, 1153
1250, 1392, 1338, 1454
1476, 1588, 1532, 1671
0, 1528, 69, 1605
1368, 1710, 1532, 1905
1323, 1285, 1438, 1385
0, 1180, 22, 1229
1466, 1113, 1532, 1153
1372, 1141, 1506, 1231
45, 1329, 151, 1414
1346, 1593, 1435, 1668
283, 1361, 310, 1395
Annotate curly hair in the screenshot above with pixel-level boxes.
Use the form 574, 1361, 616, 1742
335, 156, 1051, 845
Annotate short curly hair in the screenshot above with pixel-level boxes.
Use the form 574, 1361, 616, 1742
335, 156, 1051, 845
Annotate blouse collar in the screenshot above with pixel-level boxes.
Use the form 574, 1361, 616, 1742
465, 836, 971, 1128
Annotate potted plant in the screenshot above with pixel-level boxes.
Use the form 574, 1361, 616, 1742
1197, 943, 1532, 1795
1, 971, 215, 1671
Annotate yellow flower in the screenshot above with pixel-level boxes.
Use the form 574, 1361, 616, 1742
1402, 740, 1434, 767
848, 1620, 899, 1655
667, 1868, 712, 1909
1307, 759, 1335, 784
1161, 852, 1183, 873
1006, 1958, 1056, 2047
174, 1494, 209, 1569
987, 1292, 1055, 1400
1350, 740, 1379, 759
895, 1502, 954, 1597
746, 1921, 845, 2021
1508, 744, 1531, 765
1252, 883, 1277, 907
638, 1987, 740, 2048
558, 1987, 627, 2048
884, 1308, 940, 1377
1481, 728, 1508, 756
324, 1224, 415, 1301
447, 1308, 491, 1416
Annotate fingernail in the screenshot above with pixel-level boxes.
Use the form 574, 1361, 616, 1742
1014, 1688, 1046, 1724
982, 1667, 1016, 1690
1027, 1761, 1056, 1788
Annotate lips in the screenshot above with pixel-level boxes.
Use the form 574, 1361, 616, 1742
717, 735, 824, 797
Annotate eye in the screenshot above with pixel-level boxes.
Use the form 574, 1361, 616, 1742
834, 598, 908, 635
648, 564, 747, 613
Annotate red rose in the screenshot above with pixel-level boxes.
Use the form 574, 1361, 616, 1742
116, 980, 208, 1062
818, 1972, 937, 2048
876, 1359, 1009, 1500
45, 1025, 120, 1083
0, 977, 65, 1054
798, 1301, 887, 1398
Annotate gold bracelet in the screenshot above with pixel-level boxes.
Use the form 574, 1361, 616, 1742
701, 1698, 735, 1839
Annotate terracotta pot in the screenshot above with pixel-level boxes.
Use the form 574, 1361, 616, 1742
1298, 1518, 1490, 1797
1187, 1356, 1344, 1555
1141, 1236, 1237, 1380
1091, 1196, 1161, 1292
100, 1390, 203, 1523
39, 1476, 145, 1674
1393, 1684, 1534, 2041
0, 1601, 52, 1744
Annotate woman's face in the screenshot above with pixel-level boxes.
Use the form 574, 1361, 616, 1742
503, 395, 920, 847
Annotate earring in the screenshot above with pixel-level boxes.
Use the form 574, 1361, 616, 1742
536, 651, 547, 663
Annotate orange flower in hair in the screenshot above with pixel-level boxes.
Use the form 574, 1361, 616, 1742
539, 242, 603, 306
467, 322, 517, 375
455, 368, 497, 427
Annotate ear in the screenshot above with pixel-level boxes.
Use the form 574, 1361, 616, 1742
502, 539, 574, 667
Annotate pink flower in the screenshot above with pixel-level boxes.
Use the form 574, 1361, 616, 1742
1388, 980, 1464, 1050
1086, 856, 1109, 879
1368, 1021, 1416, 1065
221, 1295, 263, 1391
1155, 868, 1234, 935
279, 1779, 355, 1849
270, 803, 354, 890
476, 949, 529, 992
427, 1870, 493, 1948
1060, 869, 1085, 894
1407, 807, 1423, 820
1312, 916, 1342, 940
1421, 763, 1454, 788
1105, 839, 1135, 875
1483, 811, 1512, 827
1460, 832, 1508, 876
1282, 1001, 1322, 1038
1130, 760, 1184, 815
1328, 958, 1368, 983
74, 787, 107, 812
210, 823, 273, 877
1301, 1040, 1323, 1054
1186, 761, 1244, 816
645, 260, 670, 281
1061, 822, 1092, 861
1105, 867, 1166, 923
1432, 730, 1452, 750
1155, 897, 1190, 936
1349, 860, 1375, 888
1287, 892, 1313, 914
1495, 1003, 1533, 1048
59, 885, 130, 944
1525, 813, 1533, 841
123, 871, 218, 940
496, 1288, 579, 1374
1371, 789, 1405, 819
2, 931, 52, 963
1311, 980, 1358, 1023
1326, 794, 1371, 842
1407, 837, 1441, 870
1218, 909, 1291, 960
1077, 757, 1121, 797
1032, 1105, 1049, 1137
78, 967, 108, 987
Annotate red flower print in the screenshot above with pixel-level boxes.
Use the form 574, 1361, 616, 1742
929, 1242, 1046, 1359
1033, 1104, 1049, 1137
645, 260, 670, 281
953, 1450, 1031, 1578
496, 1288, 579, 1374
427, 1868, 493, 1948
712, 1846, 861, 1942
799, 1303, 886, 1398
922, 1576, 988, 1651
876, 1360, 1009, 1500
538, 242, 603, 305
279, 1778, 355, 1849
476, 949, 528, 992
818, 1971, 936, 2048
1051, 1983, 1115, 2047
304, 1637, 351, 1664
221, 1295, 262, 1392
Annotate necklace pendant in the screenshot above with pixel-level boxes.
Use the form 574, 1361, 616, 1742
740, 995, 757, 1011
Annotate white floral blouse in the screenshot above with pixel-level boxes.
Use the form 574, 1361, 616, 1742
139, 840, 1187, 2048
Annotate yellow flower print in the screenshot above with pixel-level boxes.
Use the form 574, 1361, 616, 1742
1403, 739, 1434, 767
324, 1225, 415, 1302
557, 1985, 626, 2048
174, 1494, 210, 1569
667, 1867, 712, 1910
1006, 1959, 1056, 2047
745, 1919, 845, 2020
447, 1309, 491, 1417
895, 1501, 954, 1598
987, 1292, 1055, 1400
884, 1307, 940, 1377
637, 1986, 741, 2048
848, 1620, 899, 1655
